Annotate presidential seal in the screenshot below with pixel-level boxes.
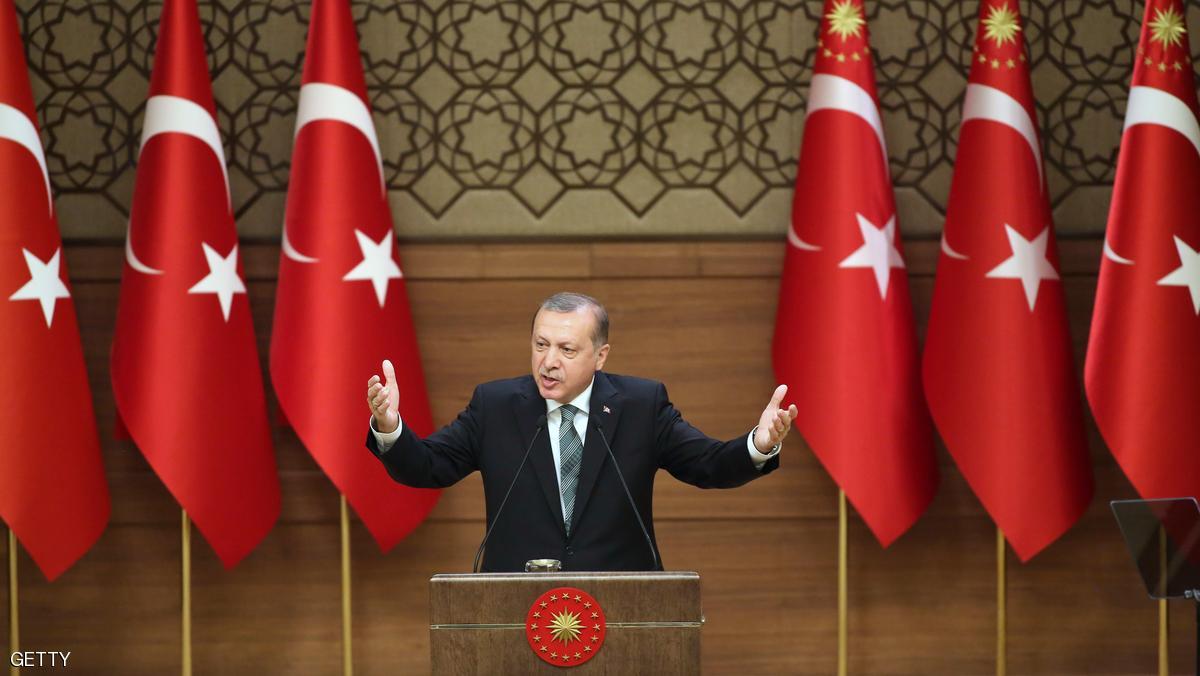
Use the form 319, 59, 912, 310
525, 587, 607, 667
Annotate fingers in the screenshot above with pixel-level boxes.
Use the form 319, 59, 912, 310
367, 384, 388, 411
770, 406, 795, 441
366, 380, 391, 411
754, 394, 798, 453
368, 361, 401, 429
382, 359, 396, 388
768, 383, 787, 408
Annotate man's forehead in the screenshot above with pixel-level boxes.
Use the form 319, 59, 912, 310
533, 308, 595, 333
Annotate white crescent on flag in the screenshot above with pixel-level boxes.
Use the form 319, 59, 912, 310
806, 74, 889, 171
294, 83, 384, 188
940, 236, 969, 260
0, 102, 54, 216
1104, 86, 1200, 266
126, 94, 232, 275
1102, 240, 1134, 265
139, 95, 231, 206
282, 83, 386, 264
789, 74, 892, 252
281, 211, 318, 264
1124, 85, 1200, 158
787, 228, 822, 251
942, 84, 1049, 263
124, 222, 163, 275
962, 84, 1044, 189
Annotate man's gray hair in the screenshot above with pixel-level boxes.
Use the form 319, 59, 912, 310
534, 292, 609, 346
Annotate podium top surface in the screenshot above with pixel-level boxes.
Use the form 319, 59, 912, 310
430, 571, 701, 625
432, 571, 698, 583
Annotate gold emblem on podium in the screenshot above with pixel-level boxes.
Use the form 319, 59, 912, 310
525, 587, 606, 667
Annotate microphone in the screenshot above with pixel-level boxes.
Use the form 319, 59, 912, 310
593, 419, 660, 571
473, 414, 547, 574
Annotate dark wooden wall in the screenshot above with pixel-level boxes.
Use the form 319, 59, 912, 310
4, 238, 1193, 674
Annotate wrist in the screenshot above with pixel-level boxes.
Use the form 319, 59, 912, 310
374, 413, 399, 434
750, 425, 781, 455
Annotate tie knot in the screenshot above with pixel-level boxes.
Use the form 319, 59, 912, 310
559, 404, 577, 423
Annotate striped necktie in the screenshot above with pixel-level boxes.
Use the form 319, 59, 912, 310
558, 404, 583, 535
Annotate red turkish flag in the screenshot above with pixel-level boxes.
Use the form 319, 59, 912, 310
0, 0, 109, 581
111, 0, 279, 568
1087, 0, 1200, 502
772, 0, 937, 547
923, 0, 1092, 561
270, 0, 439, 551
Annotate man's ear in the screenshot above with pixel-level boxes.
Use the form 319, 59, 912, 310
595, 343, 610, 371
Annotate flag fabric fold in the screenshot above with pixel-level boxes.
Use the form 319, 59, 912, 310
1086, 0, 1200, 502
772, 0, 938, 547
270, 0, 439, 552
111, 0, 279, 568
923, 0, 1092, 561
0, 0, 109, 581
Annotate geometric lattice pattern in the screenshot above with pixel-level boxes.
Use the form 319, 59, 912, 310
14, 0, 1184, 239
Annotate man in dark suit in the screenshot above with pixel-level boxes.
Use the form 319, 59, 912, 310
365, 292, 798, 571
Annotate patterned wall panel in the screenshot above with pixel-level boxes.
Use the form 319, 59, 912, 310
12, 0, 1179, 239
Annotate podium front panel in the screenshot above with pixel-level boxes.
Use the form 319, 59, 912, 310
429, 572, 701, 674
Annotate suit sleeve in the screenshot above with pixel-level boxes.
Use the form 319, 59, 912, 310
364, 386, 484, 488
654, 382, 779, 488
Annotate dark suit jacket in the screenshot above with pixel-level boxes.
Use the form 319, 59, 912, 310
365, 371, 779, 571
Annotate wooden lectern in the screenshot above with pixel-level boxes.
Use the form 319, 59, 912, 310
429, 571, 702, 674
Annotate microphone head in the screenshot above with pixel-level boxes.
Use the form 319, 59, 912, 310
593, 417, 604, 432
535, 414, 548, 428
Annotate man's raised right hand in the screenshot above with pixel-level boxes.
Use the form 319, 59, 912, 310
367, 359, 400, 434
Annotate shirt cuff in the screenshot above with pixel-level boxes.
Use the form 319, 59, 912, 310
370, 415, 404, 454
747, 426, 780, 470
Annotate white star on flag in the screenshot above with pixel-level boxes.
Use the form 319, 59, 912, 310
1157, 235, 1200, 314
839, 213, 905, 299
9, 247, 71, 328
188, 242, 246, 322
985, 224, 1059, 311
343, 229, 402, 307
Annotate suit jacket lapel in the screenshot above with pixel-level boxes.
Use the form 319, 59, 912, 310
514, 377, 565, 535
570, 371, 622, 532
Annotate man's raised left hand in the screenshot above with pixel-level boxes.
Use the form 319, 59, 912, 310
753, 384, 799, 454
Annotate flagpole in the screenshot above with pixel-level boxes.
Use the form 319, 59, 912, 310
837, 489, 847, 676
1159, 598, 1169, 676
8, 527, 17, 676
341, 495, 353, 676
996, 528, 1006, 676
182, 510, 192, 676
1159, 525, 1169, 676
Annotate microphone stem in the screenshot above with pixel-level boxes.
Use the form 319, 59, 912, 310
473, 422, 545, 573
595, 422, 659, 571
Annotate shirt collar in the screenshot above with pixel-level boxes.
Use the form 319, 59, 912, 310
545, 377, 594, 417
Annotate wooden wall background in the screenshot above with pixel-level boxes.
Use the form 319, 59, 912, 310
3, 236, 1194, 675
